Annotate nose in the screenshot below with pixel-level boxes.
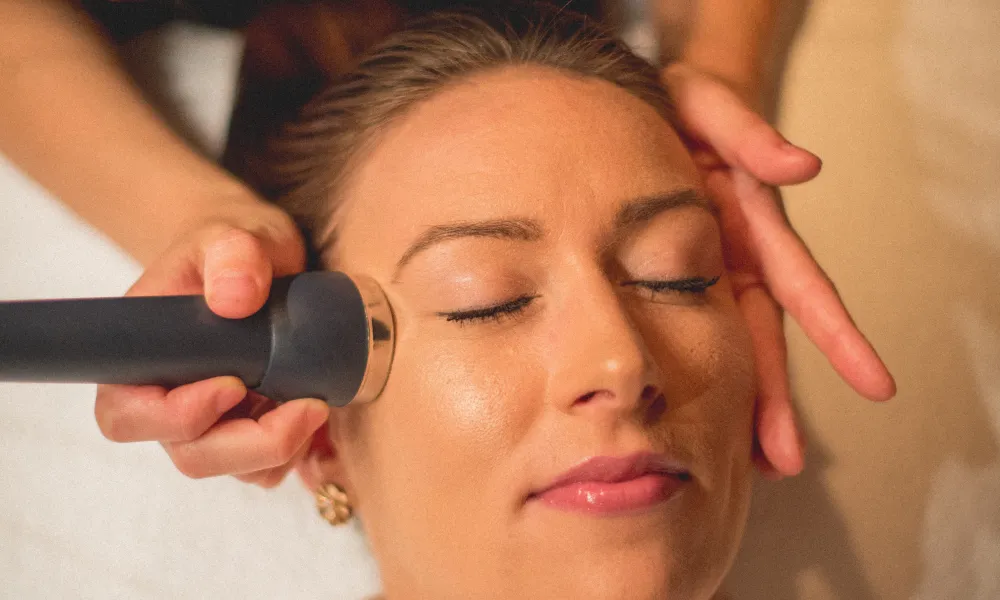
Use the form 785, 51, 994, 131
544, 274, 663, 421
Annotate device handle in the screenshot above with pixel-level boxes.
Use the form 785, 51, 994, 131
0, 294, 271, 388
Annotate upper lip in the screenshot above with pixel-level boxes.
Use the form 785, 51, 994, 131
530, 452, 692, 497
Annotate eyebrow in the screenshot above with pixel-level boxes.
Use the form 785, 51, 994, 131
613, 188, 716, 231
392, 188, 712, 280
393, 218, 543, 280
597, 188, 716, 258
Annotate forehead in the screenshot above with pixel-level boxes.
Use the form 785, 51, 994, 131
332, 66, 700, 273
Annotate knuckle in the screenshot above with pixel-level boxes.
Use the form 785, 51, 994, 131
172, 393, 213, 442
176, 415, 208, 443
267, 434, 301, 467
168, 447, 211, 480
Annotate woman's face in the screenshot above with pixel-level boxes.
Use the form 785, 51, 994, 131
323, 66, 756, 600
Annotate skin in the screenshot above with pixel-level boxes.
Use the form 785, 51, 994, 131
56, 1, 893, 487
302, 66, 757, 600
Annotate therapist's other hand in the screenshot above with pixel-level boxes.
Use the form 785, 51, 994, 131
94, 202, 330, 488
662, 64, 896, 479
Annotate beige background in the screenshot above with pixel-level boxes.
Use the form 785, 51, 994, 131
1, 1, 998, 598
721, 0, 1000, 598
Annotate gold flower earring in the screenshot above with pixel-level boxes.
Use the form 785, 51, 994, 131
315, 482, 353, 526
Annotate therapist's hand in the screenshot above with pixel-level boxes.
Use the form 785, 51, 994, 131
662, 64, 897, 479
94, 200, 330, 488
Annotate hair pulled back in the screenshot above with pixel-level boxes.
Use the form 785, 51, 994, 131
249, 2, 675, 261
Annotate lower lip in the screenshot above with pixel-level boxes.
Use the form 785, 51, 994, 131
531, 473, 686, 515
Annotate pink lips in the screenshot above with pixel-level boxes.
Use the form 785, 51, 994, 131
529, 453, 691, 515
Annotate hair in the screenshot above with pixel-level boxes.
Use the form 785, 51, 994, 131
244, 2, 676, 265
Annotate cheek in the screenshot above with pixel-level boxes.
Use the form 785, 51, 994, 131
642, 303, 755, 591
641, 297, 755, 490
338, 321, 543, 556
645, 303, 754, 422
394, 326, 541, 447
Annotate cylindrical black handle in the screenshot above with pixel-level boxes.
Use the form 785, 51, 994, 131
0, 272, 395, 406
0, 294, 271, 389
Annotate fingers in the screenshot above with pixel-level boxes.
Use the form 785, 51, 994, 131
127, 216, 306, 318
663, 63, 822, 186
725, 171, 897, 401
233, 439, 313, 489
753, 446, 785, 482
96, 377, 330, 484
163, 399, 330, 479
233, 467, 291, 489
200, 228, 274, 319
736, 282, 804, 477
96, 377, 248, 443
96, 210, 313, 487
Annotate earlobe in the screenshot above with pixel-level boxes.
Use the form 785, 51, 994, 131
295, 412, 347, 491
296, 413, 356, 526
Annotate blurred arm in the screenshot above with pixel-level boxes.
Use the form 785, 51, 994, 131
650, 0, 779, 108
0, 0, 263, 265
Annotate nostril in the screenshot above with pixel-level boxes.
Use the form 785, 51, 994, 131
645, 392, 667, 423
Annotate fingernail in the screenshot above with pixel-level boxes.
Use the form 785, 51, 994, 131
780, 138, 800, 151
782, 139, 821, 161
777, 133, 803, 151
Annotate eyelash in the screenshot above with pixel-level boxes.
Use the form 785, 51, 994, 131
440, 295, 538, 324
620, 275, 721, 294
438, 276, 720, 325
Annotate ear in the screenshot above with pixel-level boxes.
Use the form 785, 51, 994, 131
295, 408, 350, 491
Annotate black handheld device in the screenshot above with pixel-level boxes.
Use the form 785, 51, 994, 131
0, 272, 394, 407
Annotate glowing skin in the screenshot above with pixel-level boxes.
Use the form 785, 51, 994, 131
310, 66, 756, 600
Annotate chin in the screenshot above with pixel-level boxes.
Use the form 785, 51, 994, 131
547, 562, 710, 600
530, 534, 720, 600
514, 498, 738, 598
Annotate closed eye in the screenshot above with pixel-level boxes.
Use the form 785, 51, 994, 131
438, 295, 537, 324
621, 276, 720, 293
438, 276, 720, 325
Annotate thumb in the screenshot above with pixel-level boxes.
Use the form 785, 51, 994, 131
201, 228, 274, 319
